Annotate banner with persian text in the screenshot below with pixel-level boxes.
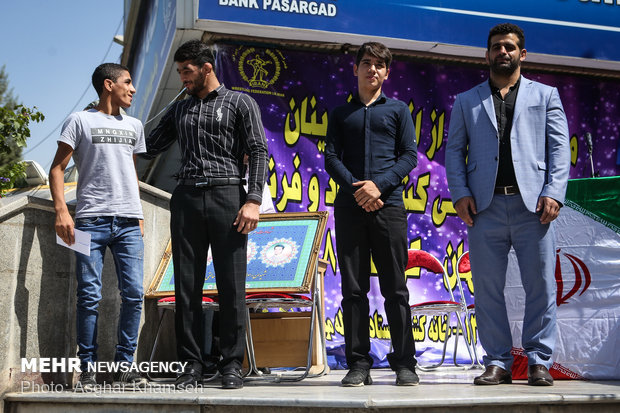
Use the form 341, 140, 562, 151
215, 43, 620, 373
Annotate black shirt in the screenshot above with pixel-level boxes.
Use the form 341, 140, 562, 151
146, 85, 268, 203
490, 78, 519, 187
324, 92, 417, 207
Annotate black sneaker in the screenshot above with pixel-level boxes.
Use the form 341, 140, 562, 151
395, 368, 419, 386
113, 371, 148, 387
341, 369, 372, 387
76, 371, 97, 392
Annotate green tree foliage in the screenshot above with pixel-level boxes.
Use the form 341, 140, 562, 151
0, 65, 44, 196
0, 65, 18, 108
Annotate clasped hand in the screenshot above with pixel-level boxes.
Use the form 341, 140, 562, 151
353, 180, 383, 212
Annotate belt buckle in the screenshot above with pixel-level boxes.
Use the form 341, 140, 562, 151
495, 186, 511, 195
504, 186, 517, 195
195, 178, 210, 187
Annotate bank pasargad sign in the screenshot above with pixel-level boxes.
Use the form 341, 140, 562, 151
217, 0, 337, 16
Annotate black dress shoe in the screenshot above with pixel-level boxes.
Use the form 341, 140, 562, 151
175, 366, 202, 390
528, 364, 554, 386
221, 370, 243, 389
473, 365, 512, 385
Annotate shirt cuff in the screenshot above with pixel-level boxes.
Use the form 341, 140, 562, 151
247, 193, 262, 205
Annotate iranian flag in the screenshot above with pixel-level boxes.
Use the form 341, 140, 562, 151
506, 177, 620, 380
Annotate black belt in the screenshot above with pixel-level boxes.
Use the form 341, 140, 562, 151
178, 177, 244, 187
494, 185, 520, 195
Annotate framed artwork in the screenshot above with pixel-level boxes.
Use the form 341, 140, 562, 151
146, 211, 328, 297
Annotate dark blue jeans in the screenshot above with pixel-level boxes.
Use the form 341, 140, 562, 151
74, 216, 144, 371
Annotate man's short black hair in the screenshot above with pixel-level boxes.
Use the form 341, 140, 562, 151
488, 23, 525, 50
355, 42, 393, 68
174, 39, 216, 70
92, 63, 130, 97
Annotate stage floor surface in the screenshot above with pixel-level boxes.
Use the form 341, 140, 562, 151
5, 368, 620, 412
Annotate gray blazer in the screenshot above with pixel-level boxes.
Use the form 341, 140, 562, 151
445, 76, 571, 214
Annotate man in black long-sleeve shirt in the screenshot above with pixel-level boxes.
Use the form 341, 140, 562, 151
324, 42, 419, 387
147, 40, 268, 390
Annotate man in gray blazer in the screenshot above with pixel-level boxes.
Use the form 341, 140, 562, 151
445, 23, 570, 386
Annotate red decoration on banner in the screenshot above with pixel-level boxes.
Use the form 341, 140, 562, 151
555, 249, 592, 306
510, 348, 584, 380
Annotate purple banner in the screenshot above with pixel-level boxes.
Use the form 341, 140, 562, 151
216, 43, 620, 368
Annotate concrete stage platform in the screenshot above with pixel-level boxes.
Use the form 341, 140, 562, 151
5, 368, 620, 413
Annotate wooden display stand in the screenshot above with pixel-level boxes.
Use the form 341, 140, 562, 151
246, 259, 328, 374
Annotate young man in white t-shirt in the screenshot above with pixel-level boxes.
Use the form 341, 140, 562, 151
49, 63, 147, 390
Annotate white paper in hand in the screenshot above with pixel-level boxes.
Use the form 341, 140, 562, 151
56, 229, 91, 256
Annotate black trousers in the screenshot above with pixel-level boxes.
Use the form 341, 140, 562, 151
170, 184, 247, 373
334, 204, 417, 371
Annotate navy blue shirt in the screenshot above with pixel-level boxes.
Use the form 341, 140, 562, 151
324, 92, 418, 208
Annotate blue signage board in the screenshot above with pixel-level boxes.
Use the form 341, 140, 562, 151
199, 0, 620, 62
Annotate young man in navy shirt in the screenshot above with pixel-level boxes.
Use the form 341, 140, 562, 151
325, 42, 419, 386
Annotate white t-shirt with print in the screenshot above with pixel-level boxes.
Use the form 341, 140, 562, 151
58, 109, 146, 219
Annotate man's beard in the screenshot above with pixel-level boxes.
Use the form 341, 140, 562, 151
186, 72, 207, 96
490, 56, 520, 76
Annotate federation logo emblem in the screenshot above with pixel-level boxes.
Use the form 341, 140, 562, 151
238, 48, 284, 89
